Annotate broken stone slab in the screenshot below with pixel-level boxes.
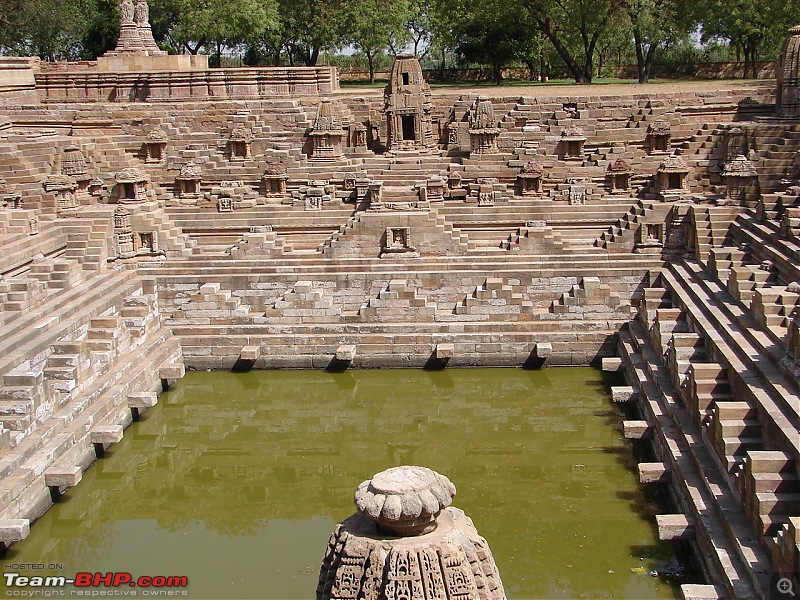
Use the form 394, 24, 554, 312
656, 514, 695, 540
0, 519, 29, 550
613, 386, 639, 403
680, 584, 727, 600
623, 420, 652, 439
435, 343, 454, 359
638, 462, 671, 483
602, 357, 624, 372
44, 465, 82, 490
335, 344, 356, 361
240, 345, 260, 360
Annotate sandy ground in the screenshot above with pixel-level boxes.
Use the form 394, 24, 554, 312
334, 79, 774, 99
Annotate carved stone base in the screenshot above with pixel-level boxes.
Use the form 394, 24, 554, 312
317, 508, 506, 599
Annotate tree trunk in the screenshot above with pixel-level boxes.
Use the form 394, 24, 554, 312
643, 42, 657, 84
540, 18, 586, 83
439, 47, 446, 82
493, 60, 502, 85
634, 28, 645, 83
367, 51, 375, 83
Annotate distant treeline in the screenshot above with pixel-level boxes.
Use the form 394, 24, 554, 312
0, 0, 797, 84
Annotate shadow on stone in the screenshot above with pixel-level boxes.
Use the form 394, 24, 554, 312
326, 357, 351, 373
231, 357, 255, 373
423, 353, 449, 371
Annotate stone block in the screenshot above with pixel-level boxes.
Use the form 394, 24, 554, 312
159, 363, 186, 381
680, 584, 726, 600
638, 462, 670, 483
601, 357, 623, 372
336, 344, 356, 361
435, 343, 454, 359
534, 342, 552, 358
611, 386, 637, 403
624, 420, 651, 439
656, 514, 695, 540
44, 466, 82, 489
128, 392, 157, 409
91, 425, 123, 446
240, 346, 260, 360
199, 283, 221, 295
0, 519, 29, 545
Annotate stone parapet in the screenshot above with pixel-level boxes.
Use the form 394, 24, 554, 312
34, 66, 339, 102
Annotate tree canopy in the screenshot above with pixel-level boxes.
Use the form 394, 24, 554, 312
1, 0, 798, 84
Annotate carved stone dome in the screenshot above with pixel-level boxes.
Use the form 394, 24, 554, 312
354, 465, 455, 536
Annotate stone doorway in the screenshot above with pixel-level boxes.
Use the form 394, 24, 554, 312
401, 115, 415, 141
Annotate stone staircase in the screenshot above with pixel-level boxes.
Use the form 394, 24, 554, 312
358, 279, 436, 322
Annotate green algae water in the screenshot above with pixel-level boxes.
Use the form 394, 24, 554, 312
2, 368, 689, 599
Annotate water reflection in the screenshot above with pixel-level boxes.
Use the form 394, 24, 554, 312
2, 368, 687, 599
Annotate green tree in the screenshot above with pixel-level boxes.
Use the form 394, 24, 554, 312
346, 0, 412, 83
449, 0, 539, 84
280, 0, 347, 66
520, 0, 620, 83
1, 0, 91, 59
149, 0, 278, 57
698, 0, 800, 79
620, 0, 694, 83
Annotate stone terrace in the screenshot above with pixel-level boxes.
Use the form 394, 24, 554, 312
0, 54, 797, 600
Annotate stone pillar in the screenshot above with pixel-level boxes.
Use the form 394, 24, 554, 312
468, 97, 501, 155
777, 25, 800, 118
135, 0, 166, 55
317, 466, 506, 600
113, 206, 135, 258
113, 0, 145, 52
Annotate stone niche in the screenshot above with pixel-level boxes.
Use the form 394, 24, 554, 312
308, 98, 345, 161
468, 97, 502, 155
777, 25, 800, 118
44, 173, 79, 215
517, 160, 543, 196
647, 120, 671, 154
381, 226, 418, 258
0, 177, 21, 209
262, 163, 288, 198
176, 161, 202, 200
656, 156, 690, 199
607, 158, 633, 194
115, 167, 150, 203
560, 126, 585, 160
384, 53, 434, 152
143, 128, 167, 163
722, 155, 758, 205
228, 125, 252, 161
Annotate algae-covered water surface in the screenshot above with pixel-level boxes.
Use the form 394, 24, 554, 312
2, 368, 691, 598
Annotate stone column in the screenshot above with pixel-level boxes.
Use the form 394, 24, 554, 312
113, 0, 145, 52
136, 0, 166, 55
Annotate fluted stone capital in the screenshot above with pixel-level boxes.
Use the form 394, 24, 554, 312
354, 466, 455, 536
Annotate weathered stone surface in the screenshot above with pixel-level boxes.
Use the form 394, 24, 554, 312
319, 467, 504, 599
656, 514, 695, 540
44, 466, 82, 489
